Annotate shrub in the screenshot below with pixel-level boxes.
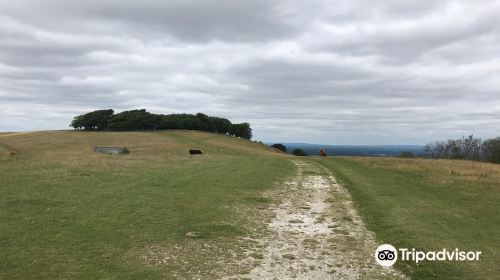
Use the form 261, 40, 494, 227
271, 143, 287, 153
292, 148, 308, 156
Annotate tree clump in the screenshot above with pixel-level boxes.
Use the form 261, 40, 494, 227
424, 135, 500, 163
70, 109, 252, 139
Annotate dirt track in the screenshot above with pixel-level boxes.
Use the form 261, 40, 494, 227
224, 160, 407, 279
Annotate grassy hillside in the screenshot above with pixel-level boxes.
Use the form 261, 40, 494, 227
4, 131, 499, 279
314, 157, 500, 280
0, 131, 294, 279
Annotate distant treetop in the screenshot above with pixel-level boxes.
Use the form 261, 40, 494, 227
292, 148, 308, 156
271, 143, 287, 153
70, 109, 252, 139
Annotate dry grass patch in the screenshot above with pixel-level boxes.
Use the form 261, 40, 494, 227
348, 156, 500, 184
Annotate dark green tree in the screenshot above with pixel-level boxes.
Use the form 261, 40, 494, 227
271, 143, 287, 153
70, 109, 114, 130
292, 148, 308, 156
230, 123, 252, 139
108, 109, 159, 131
483, 138, 500, 163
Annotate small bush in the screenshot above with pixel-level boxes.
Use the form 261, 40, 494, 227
271, 143, 287, 153
292, 148, 308, 156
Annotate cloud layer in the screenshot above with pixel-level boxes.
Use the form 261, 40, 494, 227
1, 0, 500, 144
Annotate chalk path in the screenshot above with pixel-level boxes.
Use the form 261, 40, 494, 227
224, 160, 408, 279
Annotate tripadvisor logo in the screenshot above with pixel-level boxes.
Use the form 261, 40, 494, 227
375, 244, 481, 266
375, 244, 398, 266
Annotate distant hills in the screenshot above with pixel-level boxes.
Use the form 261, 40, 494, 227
268, 143, 424, 157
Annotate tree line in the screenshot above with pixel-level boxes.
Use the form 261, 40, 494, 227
70, 109, 252, 139
424, 135, 500, 163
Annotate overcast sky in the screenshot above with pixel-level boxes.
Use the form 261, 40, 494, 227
1, 0, 499, 144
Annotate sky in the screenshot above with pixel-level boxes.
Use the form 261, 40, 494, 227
1, 0, 499, 145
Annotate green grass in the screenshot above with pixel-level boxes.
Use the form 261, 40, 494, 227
5, 131, 499, 279
313, 157, 500, 280
0, 131, 294, 279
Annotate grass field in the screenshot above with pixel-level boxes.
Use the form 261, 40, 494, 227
314, 157, 500, 280
0, 131, 294, 279
2, 131, 499, 279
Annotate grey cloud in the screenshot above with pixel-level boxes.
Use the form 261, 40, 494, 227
0, 0, 298, 42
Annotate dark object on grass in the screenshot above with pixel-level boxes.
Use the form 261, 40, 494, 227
189, 149, 203, 155
93, 146, 129, 154
292, 148, 308, 156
